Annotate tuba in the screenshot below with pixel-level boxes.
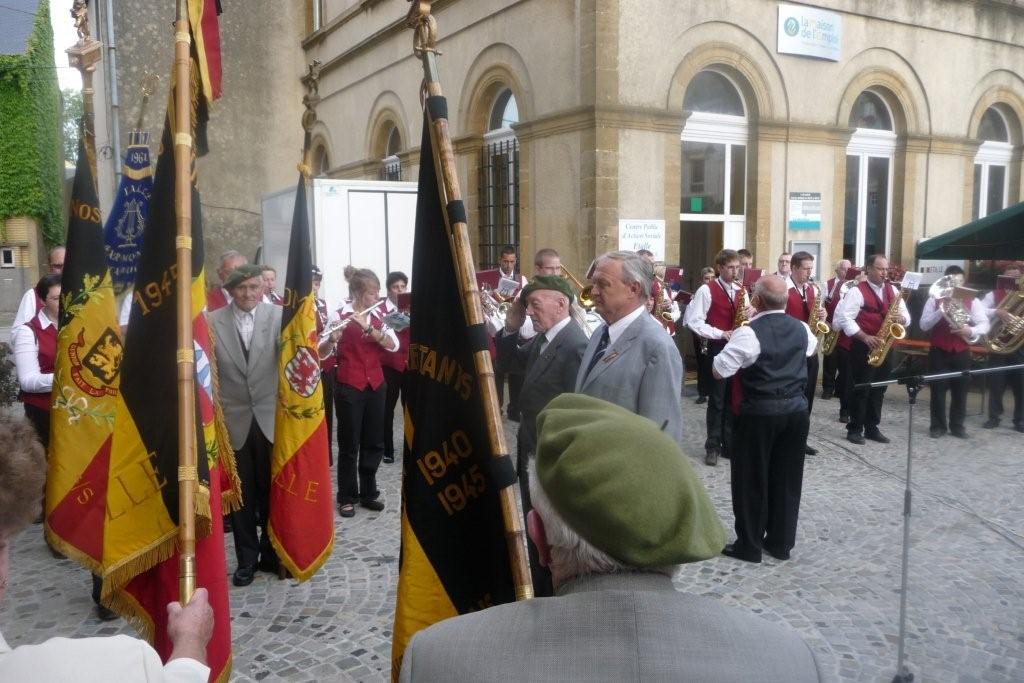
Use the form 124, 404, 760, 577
987, 275, 1024, 354
866, 281, 907, 367
807, 279, 831, 341
928, 274, 973, 331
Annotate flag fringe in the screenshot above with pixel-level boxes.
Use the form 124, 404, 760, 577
105, 579, 158, 643
268, 525, 335, 583
206, 326, 242, 512
42, 523, 102, 576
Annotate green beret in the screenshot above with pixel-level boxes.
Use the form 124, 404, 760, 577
521, 275, 574, 303
535, 394, 725, 567
223, 263, 264, 290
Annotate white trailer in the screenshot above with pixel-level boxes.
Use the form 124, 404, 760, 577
261, 178, 418, 308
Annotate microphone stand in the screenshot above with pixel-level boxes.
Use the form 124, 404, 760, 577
857, 362, 1024, 683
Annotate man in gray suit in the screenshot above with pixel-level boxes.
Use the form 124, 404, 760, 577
209, 264, 283, 587
399, 394, 822, 682
575, 250, 684, 444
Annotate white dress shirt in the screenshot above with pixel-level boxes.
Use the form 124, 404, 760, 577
919, 297, 990, 343
712, 310, 817, 379
118, 290, 133, 327
11, 309, 57, 393
606, 304, 647, 346
685, 278, 742, 339
12, 288, 39, 328
537, 315, 572, 353
231, 303, 256, 350
834, 280, 912, 338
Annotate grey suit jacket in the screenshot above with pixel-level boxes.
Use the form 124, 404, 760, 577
400, 572, 822, 682
517, 320, 589, 458
209, 303, 282, 449
575, 311, 684, 445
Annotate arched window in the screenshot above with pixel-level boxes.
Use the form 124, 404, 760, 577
381, 124, 402, 181
679, 70, 748, 290
973, 106, 1012, 219
479, 88, 520, 269
312, 145, 329, 177
844, 90, 897, 265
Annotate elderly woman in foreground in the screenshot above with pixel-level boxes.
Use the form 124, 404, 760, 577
0, 414, 213, 682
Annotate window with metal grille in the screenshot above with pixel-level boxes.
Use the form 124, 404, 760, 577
379, 126, 402, 181
478, 89, 520, 269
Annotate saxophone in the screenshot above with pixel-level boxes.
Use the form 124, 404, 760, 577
808, 280, 831, 342
866, 281, 907, 367
734, 284, 750, 327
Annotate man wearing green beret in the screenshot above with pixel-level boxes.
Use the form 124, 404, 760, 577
208, 264, 283, 586
399, 394, 822, 682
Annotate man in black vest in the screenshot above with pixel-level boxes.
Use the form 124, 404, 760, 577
712, 275, 817, 563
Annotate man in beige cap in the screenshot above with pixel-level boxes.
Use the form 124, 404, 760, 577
399, 394, 822, 682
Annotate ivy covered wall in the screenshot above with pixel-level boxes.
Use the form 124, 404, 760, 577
0, 0, 63, 247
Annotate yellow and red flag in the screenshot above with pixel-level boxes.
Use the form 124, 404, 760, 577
45, 132, 121, 572
269, 159, 334, 580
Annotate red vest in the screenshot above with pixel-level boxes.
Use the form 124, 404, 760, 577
19, 315, 57, 411
334, 304, 389, 391
824, 277, 841, 322
705, 280, 736, 335
381, 327, 410, 372
785, 284, 815, 323
207, 286, 229, 312
993, 289, 1008, 307
930, 297, 974, 354
854, 280, 895, 337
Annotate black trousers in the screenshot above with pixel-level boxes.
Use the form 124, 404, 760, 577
693, 332, 714, 398
988, 351, 1024, 425
805, 354, 819, 416
336, 382, 386, 505
23, 403, 50, 450
230, 419, 275, 569
929, 347, 971, 432
322, 370, 335, 466
848, 340, 893, 435
835, 347, 853, 416
704, 343, 733, 453
730, 410, 809, 557
822, 348, 839, 395
495, 372, 523, 418
382, 366, 404, 460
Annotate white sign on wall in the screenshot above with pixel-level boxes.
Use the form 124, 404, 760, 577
777, 4, 841, 62
788, 192, 822, 231
618, 219, 666, 260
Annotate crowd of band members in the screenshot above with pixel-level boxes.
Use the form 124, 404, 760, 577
8, 239, 1024, 584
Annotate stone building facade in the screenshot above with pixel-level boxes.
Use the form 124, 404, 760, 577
301, 0, 1024, 289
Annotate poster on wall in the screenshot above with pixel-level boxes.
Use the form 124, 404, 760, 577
778, 4, 842, 62
788, 192, 822, 231
789, 240, 821, 279
619, 219, 666, 260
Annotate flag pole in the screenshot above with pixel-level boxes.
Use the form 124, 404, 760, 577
406, 1, 534, 601
67, 0, 103, 185
173, 0, 198, 604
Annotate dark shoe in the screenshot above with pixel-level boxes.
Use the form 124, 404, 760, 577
704, 448, 719, 466
864, 428, 890, 444
722, 543, 761, 563
847, 432, 866, 445
382, 454, 395, 464
983, 417, 1000, 429
338, 503, 356, 518
821, 389, 833, 400
695, 396, 708, 404
929, 426, 946, 439
506, 409, 520, 422
95, 604, 119, 621
232, 564, 256, 587
258, 557, 280, 575
764, 545, 791, 561
223, 515, 233, 533
949, 428, 968, 439
360, 498, 385, 512
839, 411, 850, 424
1014, 423, 1024, 434
804, 445, 818, 455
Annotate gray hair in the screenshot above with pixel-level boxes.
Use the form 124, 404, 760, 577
528, 465, 676, 581
753, 275, 789, 310
597, 250, 653, 300
219, 249, 245, 267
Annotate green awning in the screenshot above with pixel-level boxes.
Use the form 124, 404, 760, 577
916, 201, 1024, 260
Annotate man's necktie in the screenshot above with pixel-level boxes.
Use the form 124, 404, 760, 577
583, 327, 611, 380
537, 332, 548, 354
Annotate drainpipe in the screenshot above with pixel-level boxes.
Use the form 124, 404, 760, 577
103, 0, 121, 181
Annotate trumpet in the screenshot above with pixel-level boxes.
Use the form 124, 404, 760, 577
560, 264, 595, 310
480, 287, 512, 322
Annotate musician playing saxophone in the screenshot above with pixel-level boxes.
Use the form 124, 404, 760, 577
685, 249, 755, 466
832, 254, 911, 446
784, 252, 822, 455
919, 265, 989, 439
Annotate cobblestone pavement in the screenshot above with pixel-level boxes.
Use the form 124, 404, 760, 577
3, 381, 1023, 682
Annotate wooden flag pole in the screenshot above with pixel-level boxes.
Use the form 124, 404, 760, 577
406, 1, 534, 602
67, 0, 103, 185
173, 0, 198, 604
